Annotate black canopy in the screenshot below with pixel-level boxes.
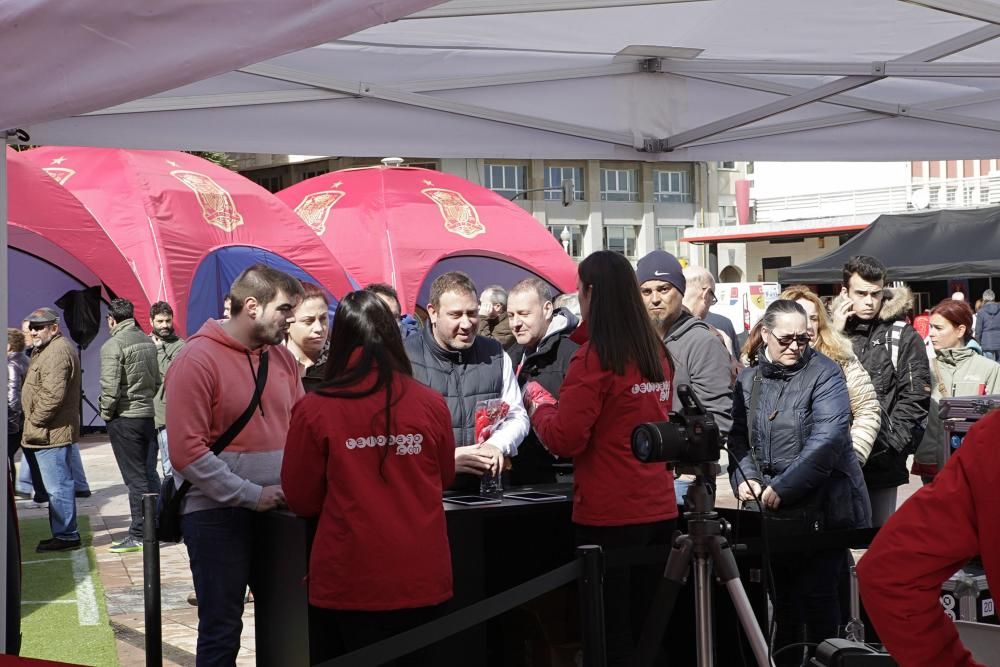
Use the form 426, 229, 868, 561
779, 207, 1000, 284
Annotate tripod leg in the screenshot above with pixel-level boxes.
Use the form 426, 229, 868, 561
637, 535, 693, 667
693, 556, 714, 667
710, 538, 774, 667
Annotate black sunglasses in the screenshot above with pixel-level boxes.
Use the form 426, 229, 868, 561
772, 333, 811, 347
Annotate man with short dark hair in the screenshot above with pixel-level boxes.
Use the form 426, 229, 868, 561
832, 255, 931, 526
100, 298, 160, 553
364, 282, 419, 338
150, 301, 185, 478
506, 278, 579, 484
478, 284, 516, 349
166, 264, 304, 665
405, 271, 528, 490
22, 308, 83, 552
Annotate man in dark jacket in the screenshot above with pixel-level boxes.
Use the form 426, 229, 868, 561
974, 288, 1000, 360
831, 255, 931, 526
636, 251, 735, 504
100, 298, 160, 553
505, 278, 579, 485
405, 272, 528, 491
478, 284, 516, 350
149, 301, 185, 479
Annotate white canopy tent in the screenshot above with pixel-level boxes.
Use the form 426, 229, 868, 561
10, 0, 1000, 160
5, 0, 1000, 655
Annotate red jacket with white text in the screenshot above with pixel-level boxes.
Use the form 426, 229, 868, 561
857, 410, 1000, 667
282, 372, 456, 610
531, 342, 676, 526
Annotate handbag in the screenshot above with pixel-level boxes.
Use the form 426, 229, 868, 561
745, 368, 825, 537
157, 351, 270, 543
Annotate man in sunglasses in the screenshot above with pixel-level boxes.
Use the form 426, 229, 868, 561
20, 308, 83, 552
831, 255, 930, 526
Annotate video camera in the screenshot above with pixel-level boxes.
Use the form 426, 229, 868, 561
631, 384, 720, 465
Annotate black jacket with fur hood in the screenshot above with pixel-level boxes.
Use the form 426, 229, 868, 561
833, 287, 931, 490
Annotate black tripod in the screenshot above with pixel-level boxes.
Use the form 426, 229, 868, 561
77, 344, 101, 432
638, 463, 773, 667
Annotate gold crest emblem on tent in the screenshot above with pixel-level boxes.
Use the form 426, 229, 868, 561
170, 170, 244, 232
43, 168, 76, 186
293, 190, 345, 236
421, 187, 485, 239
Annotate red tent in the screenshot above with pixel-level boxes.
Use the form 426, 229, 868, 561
22, 147, 357, 334
7, 148, 150, 323
276, 166, 578, 312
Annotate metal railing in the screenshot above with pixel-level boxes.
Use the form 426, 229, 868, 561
753, 175, 1000, 223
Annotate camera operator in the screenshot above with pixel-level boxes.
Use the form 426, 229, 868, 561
524, 251, 675, 667
858, 409, 1000, 667
731, 300, 870, 666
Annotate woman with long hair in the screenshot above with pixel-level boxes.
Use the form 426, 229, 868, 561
281, 290, 456, 665
524, 250, 675, 667
284, 281, 330, 390
779, 285, 881, 466
731, 300, 870, 666
912, 298, 1000, 483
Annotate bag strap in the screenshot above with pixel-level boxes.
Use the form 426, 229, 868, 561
174, 350, 270, 495
748, 367, 763, 454
932, 357, 950, 398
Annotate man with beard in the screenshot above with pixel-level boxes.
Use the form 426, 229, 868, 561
505, 278, 579, 485
636, 251, 734, 504
150, 301, 185, 478
405, 272, 528, 491
165, 264, 304, 665
100, 298, 160, 553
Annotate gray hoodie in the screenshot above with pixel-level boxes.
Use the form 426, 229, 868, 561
663, 310, 735, 439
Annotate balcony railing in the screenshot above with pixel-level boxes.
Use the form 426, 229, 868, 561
753, 175, 1000, 223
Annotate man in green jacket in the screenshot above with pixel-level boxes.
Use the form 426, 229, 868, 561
149, 301, 185, 478
100, 298, 160, 553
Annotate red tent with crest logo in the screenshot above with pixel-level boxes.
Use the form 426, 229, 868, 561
277, 165, 578, 312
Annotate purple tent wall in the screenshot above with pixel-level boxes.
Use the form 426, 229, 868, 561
415, 256, 564, 310
9, 249, 110, 428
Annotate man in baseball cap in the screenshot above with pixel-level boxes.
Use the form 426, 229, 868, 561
635, 251, 734, 506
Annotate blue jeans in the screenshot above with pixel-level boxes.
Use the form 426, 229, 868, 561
156, 428, 172, 478
183, 508, 269, 667
69, 442, 90, 493
33, 445, 80, 541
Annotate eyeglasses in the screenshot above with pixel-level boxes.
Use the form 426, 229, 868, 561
703, 287, 718, 306
770, 333, 811, 348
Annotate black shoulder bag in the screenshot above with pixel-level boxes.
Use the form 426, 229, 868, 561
743, 367, 825, 536
157, 351, 270, 543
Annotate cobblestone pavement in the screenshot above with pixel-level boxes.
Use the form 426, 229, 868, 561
14, 434, 924, 666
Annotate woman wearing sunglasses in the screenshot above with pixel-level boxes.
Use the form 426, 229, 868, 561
731, 300, 870, 666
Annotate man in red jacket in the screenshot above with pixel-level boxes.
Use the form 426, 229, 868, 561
857, 409, 1000, 667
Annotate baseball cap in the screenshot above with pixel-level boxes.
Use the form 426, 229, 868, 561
25, 307, 59, 325
635, 250, 686, 294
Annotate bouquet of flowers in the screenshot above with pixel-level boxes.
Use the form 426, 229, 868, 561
474, 398, 509, 444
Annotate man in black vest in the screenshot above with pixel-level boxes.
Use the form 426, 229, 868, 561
505, 278, 579, 485
405, 272, 528, 489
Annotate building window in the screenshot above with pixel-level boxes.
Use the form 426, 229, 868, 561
719, 205, 737, 225
549, 225, 584, 258
301, 169, 328, 181
718, 161, 736, 170
600, 168, 639, 202
604, 225, 639, 258
653, 170, 692, 203
250, 174, 283, 193
484, 163, 528, 199
655, 226, 682, 255
544, 166, 585, 201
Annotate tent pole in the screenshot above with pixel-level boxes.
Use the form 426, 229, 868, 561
0, 133, 12, 653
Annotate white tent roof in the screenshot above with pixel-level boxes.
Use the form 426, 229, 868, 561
12, 0, 1000, 160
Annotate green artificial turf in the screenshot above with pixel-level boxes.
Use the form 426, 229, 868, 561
19, 516, 119, 666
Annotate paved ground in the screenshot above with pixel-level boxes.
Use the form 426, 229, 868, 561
14, 434, 925, 666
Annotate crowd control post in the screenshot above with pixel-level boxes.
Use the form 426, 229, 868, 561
142, 493, 162, 667
577, 545, 607, 667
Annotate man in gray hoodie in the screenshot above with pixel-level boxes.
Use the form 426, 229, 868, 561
636, 251, 735, 504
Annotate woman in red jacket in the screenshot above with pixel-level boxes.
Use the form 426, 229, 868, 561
282, 290, 456, 665
525, 250, 676, 667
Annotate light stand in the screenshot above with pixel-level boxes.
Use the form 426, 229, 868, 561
637, 462, 774, 667
77, 344, 101, 432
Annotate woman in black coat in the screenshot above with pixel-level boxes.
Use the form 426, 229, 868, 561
731, 300, 871, 666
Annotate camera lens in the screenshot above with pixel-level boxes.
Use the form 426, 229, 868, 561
632, 429, 653, 462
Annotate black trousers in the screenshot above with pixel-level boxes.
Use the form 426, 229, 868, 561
575, 519, 676, 667
308, 604, 444, 667
107, 416, 159, 540
771, 549, 847, 667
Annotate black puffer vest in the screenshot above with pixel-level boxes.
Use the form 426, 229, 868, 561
404, 324, 505, 448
